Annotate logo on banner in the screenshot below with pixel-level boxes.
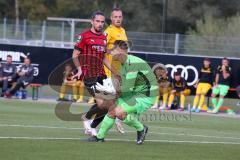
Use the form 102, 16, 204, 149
152, 63, 198, 86
0, 50, 39, 76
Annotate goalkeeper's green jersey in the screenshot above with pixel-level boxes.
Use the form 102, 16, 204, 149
119, 55, 158, 98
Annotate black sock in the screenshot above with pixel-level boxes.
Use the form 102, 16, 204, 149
85, 103, 101, 119
90, 110, 108, 128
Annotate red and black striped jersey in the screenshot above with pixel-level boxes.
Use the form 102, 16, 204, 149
74, 30, 107, 80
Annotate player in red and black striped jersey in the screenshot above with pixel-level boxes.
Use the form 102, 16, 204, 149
74, 28, 107, 80
72, 11, 119, 136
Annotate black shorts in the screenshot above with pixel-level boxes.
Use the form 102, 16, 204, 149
84, 75, 107, 97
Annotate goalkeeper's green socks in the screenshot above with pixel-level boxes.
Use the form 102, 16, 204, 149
97, 114, 144, 139
212, 98, 224, 113
97, 115, 115, 139
211, 97, 217, 108
122, 114, 144, 131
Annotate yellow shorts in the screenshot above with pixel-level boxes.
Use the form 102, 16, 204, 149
159, 86, 171, 95
196, 83, 212, 95
63, 80, 84, 87
75, 80, 84, 87
175, 89, 191, 96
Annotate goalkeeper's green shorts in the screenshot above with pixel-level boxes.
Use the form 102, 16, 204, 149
212, 84, 230, 96
117, 94, 157, 114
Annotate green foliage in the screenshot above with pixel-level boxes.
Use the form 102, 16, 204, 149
1, 0, 240, 33
184, 14, 240, 57
0, 0, 15, 17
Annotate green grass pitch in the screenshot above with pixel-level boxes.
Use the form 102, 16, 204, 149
0, 99, 240, 160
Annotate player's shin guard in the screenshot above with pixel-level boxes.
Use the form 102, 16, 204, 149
97, 115, 115, 139
122, 114, 144, 132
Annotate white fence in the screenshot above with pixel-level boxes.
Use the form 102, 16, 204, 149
1, 18, 240, 58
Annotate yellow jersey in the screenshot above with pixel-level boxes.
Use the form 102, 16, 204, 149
104, 25, 128, 77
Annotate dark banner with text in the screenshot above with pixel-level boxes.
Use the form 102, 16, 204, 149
0, 44, 239, 98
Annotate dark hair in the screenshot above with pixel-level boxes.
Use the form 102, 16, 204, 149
114, 40, 128, 50
91, 11, 105, 20
7, 55, 12, 58
223, 57, 229, 61
24, 57, 31, 61
174, 71, 181, 76
112, 7, 122, 13
204, 57, 210, 61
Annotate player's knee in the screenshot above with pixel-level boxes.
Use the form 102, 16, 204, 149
211, 94, 216, 97
180, 92, 186, 96
114, 107, 122, 114
114, 107, 125, 120
117, 113, 127, 120
116, 111, 127, 120
196, 94, 200, 97
107, 109, 116, 119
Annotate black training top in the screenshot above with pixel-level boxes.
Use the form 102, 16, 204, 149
171, 77, 186, 92
216, 65, 231, 86
199, 66, 214, 84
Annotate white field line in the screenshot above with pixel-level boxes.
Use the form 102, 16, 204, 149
0, 124, 240, 141
0, 136, 240, 145
148, 125, 240, 136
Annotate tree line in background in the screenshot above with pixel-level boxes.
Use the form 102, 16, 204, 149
1, 0, 240, 37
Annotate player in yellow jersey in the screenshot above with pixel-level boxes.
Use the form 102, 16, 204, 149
151, 64, 171, 110
103, 8, 128, 133
191, 58, 214, 112
104, 8, 128, 77
57, 64, 84, 102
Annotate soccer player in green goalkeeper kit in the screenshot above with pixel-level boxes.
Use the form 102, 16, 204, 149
88, 40, 158, 145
